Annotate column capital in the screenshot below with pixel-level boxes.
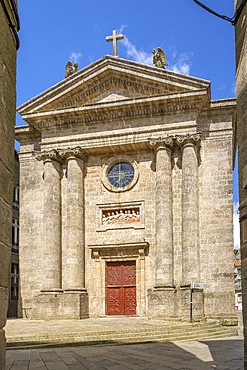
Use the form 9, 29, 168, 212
36, 149, 62, 163
176, 132, 202, 149
58, 146, 85, 161
148, 136, 173, 152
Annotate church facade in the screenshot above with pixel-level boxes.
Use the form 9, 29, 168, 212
16, 56, 236, 322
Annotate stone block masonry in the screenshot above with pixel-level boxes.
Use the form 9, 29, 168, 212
16, 55, 237, 323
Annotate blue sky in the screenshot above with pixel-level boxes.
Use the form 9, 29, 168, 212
16, 0, 239, 247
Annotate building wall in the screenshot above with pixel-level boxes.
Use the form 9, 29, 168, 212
0, 1, 19, 367
234, 0, 247, 367
17, 100, 236, 322
7, 150, 20, 317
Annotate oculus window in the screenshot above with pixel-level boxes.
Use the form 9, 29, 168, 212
102, 156, 139, 192
107, 162, 134, 189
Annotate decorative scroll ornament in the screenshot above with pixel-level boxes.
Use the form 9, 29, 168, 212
36, 146, 84, 163
36, 149, 62, 163
148, 136, 173, 151
176, 132, 202, 147
58, 146, 84, 160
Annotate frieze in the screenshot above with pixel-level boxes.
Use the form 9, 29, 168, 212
37, 103, 198, 129
63, 77, 165, 107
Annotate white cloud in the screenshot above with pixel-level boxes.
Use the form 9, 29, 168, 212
119, 32, 192, 75
122, 37, 153, 65
233, 202, 240, 250
170, 52, 193, 75
69, 52, 82, 63
117, 26, 153, 66
231, 82, 236, 96
119, 24, 127, 34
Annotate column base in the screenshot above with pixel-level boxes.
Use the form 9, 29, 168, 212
203, 291, 237, 325
177, 286, 204, 322
148, 287, 176, 319
30, 291, 89, 319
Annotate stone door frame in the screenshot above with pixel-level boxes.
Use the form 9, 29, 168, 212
88, 242, 149, 317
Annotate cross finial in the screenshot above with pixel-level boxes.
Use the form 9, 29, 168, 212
106, 30, 124, 57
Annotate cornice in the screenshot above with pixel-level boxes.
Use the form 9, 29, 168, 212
21, 90, 207, 130
17, 55, 211, 115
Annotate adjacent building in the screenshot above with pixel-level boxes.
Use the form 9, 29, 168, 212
234, 0, 247, 366
0, 0, 20, 367
7, 150, 20, 318
16, 55, 236, 323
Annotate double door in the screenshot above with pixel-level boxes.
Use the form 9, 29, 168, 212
106, 261, 136, 315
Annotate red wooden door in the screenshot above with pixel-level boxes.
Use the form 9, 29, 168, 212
106, 261, 136, 315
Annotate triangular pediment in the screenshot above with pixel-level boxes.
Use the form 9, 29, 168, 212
17, 55, 210, 116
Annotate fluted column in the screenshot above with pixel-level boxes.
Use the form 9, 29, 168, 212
37, 149, 62, 292
59, 147, 86, 291
149, 137, 174, 288
177, 133, 201, 286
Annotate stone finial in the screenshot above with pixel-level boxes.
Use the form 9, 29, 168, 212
152, 47, 168, 69
65, 61, 79, 78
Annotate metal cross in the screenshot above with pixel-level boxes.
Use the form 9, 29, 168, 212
106, 30, 124, 57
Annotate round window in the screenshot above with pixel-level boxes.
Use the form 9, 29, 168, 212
107, 162, 135, 189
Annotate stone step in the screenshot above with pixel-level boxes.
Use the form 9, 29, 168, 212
7, 324, 237, 349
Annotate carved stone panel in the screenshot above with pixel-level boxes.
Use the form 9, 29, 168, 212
97, 201, 144, 231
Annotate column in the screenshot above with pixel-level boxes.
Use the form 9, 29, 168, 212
37, 149, 62, 292
60, 147, 86, 291
149, 137, 174, 288
177, 133, 201, 286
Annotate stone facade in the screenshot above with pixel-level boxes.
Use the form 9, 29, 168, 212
0, 0, 19, 367
16, 56, 236, 323
234, 0, 247, 367
7, 150, 19, 318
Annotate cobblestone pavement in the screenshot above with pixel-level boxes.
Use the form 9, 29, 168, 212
6, 336, 243, 370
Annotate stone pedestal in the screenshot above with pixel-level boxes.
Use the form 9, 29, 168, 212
204, 291, 238, 325
177, 287, 204, 322
31, 291, 89, 319
148, 288, 176, 318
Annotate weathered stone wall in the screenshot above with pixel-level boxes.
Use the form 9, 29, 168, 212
7, 151, 20, 318
234, 0, 247, 367
0, 1, 18, 367
16, 57, 236, 322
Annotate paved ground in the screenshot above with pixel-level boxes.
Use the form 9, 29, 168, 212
6, 336, 243, 370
